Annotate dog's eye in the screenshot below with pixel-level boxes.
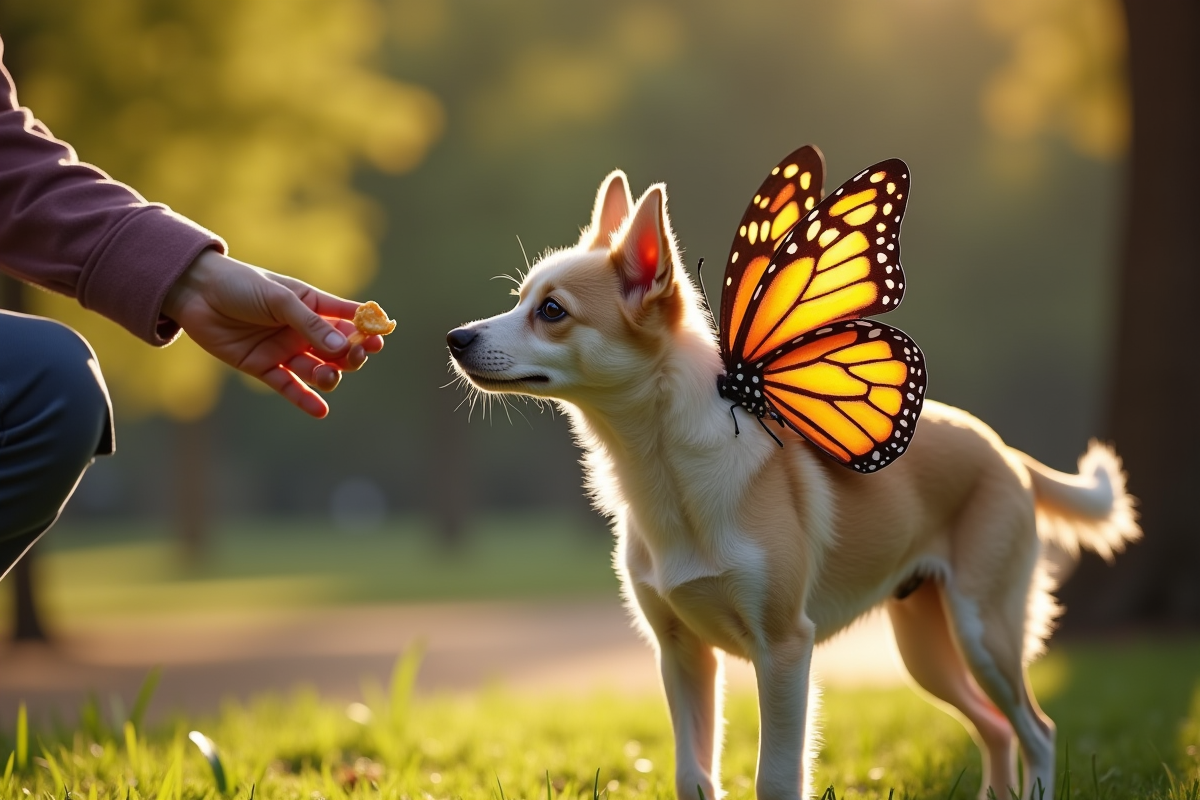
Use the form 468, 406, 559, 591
538, 298, 567, 321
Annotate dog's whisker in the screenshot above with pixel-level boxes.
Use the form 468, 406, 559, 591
516, 235, 531, 275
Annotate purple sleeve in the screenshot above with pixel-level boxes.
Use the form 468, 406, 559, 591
0, 38, 227, 346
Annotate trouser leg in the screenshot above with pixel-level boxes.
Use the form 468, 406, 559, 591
0, 310, 114, 579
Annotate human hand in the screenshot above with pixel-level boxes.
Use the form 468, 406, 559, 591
162, 249, 385, 418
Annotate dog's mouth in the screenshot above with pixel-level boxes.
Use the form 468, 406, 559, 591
464, 371, 550, 389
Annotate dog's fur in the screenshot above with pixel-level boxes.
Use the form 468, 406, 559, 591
447, 172, 1139, 800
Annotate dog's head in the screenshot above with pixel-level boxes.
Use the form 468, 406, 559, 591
447, 171, 708, 406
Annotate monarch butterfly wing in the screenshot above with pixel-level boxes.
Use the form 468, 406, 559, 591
720, 145, 825, 362
761, 320, 926, 472
730, 159, 911, 366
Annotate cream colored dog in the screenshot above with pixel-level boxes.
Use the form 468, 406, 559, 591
446, 171, 1139, 800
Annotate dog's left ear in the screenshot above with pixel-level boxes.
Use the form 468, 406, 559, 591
613, 184, 677, 302
582, 170, 633, 250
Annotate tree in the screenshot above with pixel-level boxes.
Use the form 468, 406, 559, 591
1057, 0, 1200, 631
1, 0, 442, 558
980, 0, 1200, 630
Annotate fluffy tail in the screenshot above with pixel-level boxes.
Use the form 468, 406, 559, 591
1019, 440, 1141, 563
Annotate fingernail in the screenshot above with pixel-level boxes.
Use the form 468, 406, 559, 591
324, 331, 348, 350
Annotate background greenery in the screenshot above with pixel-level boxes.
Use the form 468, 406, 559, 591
1, 0, 1126, 533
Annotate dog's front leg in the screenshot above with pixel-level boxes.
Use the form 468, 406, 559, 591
633, 582, 722, 800
753, 617, 816, 800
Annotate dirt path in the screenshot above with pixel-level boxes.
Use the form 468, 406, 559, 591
0, 598, 904, 724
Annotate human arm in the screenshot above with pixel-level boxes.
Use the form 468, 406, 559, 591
162, 249, 385, 419
0, 38, 223, 345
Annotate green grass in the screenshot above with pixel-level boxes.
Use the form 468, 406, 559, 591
2, 516, 617, 625
1, 640, 1197, 799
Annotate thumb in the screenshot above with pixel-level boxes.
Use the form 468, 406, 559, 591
268, 285, 349, 357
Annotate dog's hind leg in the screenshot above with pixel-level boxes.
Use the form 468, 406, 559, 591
941, 581, 1056, 799
887, 580, 1016, 799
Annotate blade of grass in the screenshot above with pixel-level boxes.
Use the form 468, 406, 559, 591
546, 770, 553, 800
593, 768, 601, 800
157, 737, 182, 800
188, 730, 229, 794
946, 767, 966, 799
123, 721, 139, 774
389, 640, 425, 732
16, 702, 27, 771
3, 751, 12, 783
38, 744, 67, 793
129, 666, 162, 732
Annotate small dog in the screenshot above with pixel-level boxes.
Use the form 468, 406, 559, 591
447, 170, 1139, 800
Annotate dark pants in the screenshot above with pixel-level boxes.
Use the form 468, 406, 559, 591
0, 310, 114, 579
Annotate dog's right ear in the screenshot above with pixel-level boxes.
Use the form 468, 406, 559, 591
581, 170, 632, 250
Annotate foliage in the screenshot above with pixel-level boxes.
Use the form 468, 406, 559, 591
21, 1, 1125, 524
0, 641, 1197, 798
2, 0, 443, 420
979, 0, 1130, 160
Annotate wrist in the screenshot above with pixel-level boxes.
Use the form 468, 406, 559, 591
163, 247, 223, 320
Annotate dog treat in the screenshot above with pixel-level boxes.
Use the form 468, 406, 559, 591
349, 300, 396, 344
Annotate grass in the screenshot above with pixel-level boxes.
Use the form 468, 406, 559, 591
0, 516, 617, 626
0, 640, 1197, 799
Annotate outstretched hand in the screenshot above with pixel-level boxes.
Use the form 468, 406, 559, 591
162, 249, 385, 418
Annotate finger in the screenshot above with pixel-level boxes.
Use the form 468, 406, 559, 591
266, 286, 351, 359
259, 364, 331, 419
332, 344, 368, 372
330, 320, 384, 353
270, 273, 362, 320
285, 352, 342, 392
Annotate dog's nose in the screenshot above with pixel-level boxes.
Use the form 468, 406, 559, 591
446, 326, 477, 356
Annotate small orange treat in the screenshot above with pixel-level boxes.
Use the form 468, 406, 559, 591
350, 301, 396, 344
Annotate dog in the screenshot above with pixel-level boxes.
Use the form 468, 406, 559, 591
446, 169, 1139, 800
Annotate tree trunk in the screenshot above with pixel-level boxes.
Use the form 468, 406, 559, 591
176, 417, 210, 565
0, 275, 51, 642
1058, 0, 1200, 632
11, 552, 48, 641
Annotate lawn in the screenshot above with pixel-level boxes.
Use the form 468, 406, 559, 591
0, 516, 618, 627
1, 640, 1197, 799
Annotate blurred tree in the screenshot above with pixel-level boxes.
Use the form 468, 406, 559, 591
0, 0, 443, 557
1057, 0, 1200, 631
982, 0, 1200, 629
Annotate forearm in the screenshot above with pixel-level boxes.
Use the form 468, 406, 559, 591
0, 39, 225, 345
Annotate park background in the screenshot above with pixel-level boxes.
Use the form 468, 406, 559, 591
0, 0, 1197, 796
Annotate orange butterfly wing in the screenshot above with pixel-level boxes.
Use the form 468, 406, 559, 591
718, 157, 924, 470
728, 159, 911, 365
719, 145, 825, 364
762, 320, 925, 472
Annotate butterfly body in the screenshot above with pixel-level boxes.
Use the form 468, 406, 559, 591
714, 145, 927, 472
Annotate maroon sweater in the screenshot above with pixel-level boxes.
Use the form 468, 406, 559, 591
0, 38, 225, 345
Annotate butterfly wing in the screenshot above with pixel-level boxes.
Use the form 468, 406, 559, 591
720, 145, 825, 362
728, 159, 911, 366
761, 319, 926, 471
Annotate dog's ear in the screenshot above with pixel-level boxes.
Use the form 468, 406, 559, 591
582, 170, 633, 250
613, 184, 677, 301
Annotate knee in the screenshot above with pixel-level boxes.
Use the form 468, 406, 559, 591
25, 319, 112, 450
2, 316, 113, 469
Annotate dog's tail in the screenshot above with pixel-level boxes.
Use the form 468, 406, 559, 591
1019, 440, 1140, 563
